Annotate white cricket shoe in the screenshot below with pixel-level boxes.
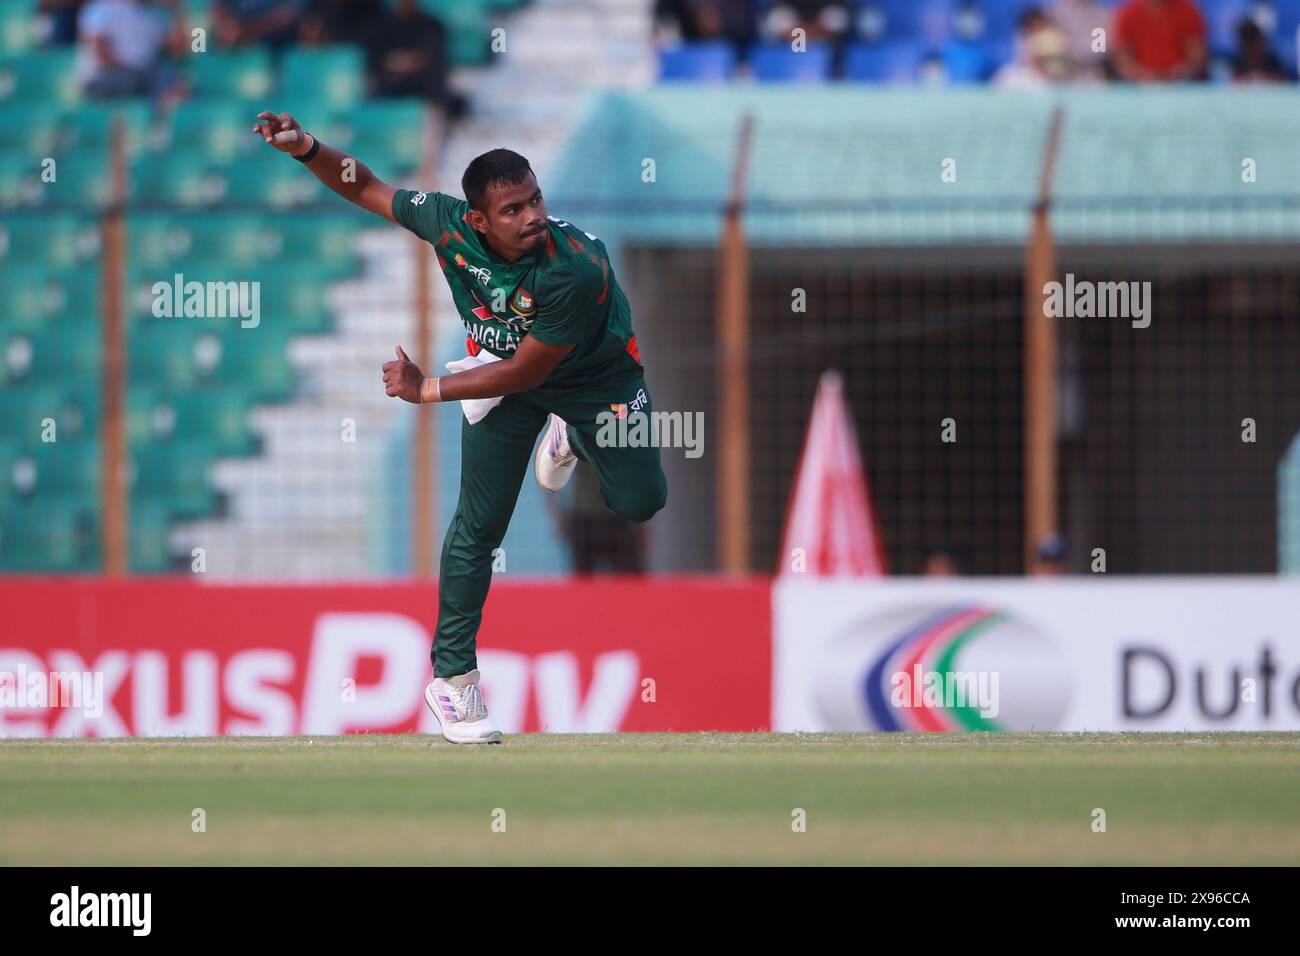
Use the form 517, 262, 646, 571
535, 414, 577, 493
425, 670, 503, 744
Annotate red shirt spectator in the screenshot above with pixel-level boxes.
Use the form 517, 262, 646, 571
1112, 0, 1206, 81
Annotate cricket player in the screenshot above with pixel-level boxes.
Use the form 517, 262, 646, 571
255, 111, 667, 744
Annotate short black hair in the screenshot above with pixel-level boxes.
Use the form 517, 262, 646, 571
1017, 6, 1047, 31
462, 148, 534, 212
1237, 17, 1265, 44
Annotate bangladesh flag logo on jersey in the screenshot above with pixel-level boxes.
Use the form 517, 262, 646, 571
510, 288, 535, 317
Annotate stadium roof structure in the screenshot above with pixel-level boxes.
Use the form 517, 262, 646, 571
546, 87, 1300, 250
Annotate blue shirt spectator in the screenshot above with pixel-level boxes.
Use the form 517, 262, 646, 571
76, 0, 181, 99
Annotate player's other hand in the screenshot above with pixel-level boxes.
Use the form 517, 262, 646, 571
382, 346, 426, 404
252, 110, 309, 155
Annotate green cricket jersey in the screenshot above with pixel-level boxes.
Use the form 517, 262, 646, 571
391, 188, 642, 386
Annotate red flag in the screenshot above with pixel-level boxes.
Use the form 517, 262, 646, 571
778, 370, 887, 576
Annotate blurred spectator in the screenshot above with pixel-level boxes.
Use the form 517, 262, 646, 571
1232, 18, 1286, 83
993, 8, 1072, 88
1030, 532, 1068, 576
76, 0, 187, 100
559, 463, 647, 575
760, 0, 850, 46
922, 542, 965, 577
1047, 0, 1109, 80
951, 2, 987, 44
296, 1, 461, 115
1111, 0, 1206, 82
654, 0, 756, 58
362, 0, 464, 116
298, 0, 370, 45
37, 0, 84, 46
212, 0, 305, 50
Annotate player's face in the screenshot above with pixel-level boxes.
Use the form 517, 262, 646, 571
481, 174, 550, 259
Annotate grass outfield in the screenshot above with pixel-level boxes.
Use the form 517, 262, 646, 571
2, 733, 1299, 865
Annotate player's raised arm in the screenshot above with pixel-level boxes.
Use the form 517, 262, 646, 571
252, 110, 396, 222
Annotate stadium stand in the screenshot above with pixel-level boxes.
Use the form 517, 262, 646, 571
0, 0, 469, 571
3, 0, 1299, 575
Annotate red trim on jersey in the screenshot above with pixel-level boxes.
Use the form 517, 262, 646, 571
626, 336, 641, 364
465, 336, 480, 357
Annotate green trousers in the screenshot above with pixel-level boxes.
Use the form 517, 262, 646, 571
432, 368, 668, 677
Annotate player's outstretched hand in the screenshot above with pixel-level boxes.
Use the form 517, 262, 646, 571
382, 346, 426, 404
252, 110, 307, 153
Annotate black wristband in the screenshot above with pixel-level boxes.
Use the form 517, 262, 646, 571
292, 134, 321, 163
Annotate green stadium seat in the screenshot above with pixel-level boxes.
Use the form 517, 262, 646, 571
252, 263, 335, 334
0, 1, 40, 58
0, 215, 102, 268
0, 104, 61, 160
0, 498, 98, 572
127, 322, 219, 390
134, 388, 259, 457
0, 328, 34, 385
180, 214, 261, 262
170, 214, 357, 272
67, 103, 153, 156
131, 254, 267, 306
52, 267, 103, 321
0, 269, 76, 329
169, 103, 262, 163
280, 47, 364, 110
11, 323, 103, 381
0, 443, 102, 579
0, 387, 99, 444
128, 497, 174, 572
0, 155, 111, 210
0, 154, 44, 207
221, 152, 323, 208
131, 440, 217, 519
419, 0, 492, 66
130, 154, 232, 207
275, 215, 359, 271
331, 100, 428, 175
125, 268, 174, 326
130, 213, 199, 269
0, 438, 32, 505
213, 326, 294, 401
129, 321, 293, 401
41, 155, 113, 207
28, 439, 100, 497
0, 51, 80, 108
130, 258, 338, 334
125, 385, 163, 445
191, 49, 275, 100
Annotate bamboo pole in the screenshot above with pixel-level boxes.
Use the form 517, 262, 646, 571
101, 114, 127, 575
717, 114, 754, 573
1024, 107, 1065, 571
